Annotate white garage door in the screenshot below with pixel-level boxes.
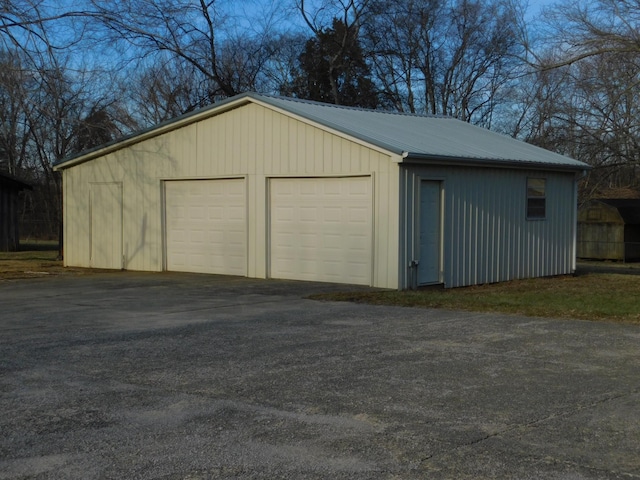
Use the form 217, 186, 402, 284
165, 179, 246, 275
270, 177, 372, 285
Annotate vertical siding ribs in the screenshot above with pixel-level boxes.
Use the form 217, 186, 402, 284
403, 165, 576, 288
63, 103, 400, 289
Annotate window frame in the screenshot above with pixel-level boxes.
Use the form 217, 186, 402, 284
526, 177, 546, 220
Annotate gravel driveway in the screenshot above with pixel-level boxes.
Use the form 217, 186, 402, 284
1, 272, 639, 479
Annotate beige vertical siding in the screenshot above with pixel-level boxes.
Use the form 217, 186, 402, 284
62, 102, 400, 289
400, 165, 578, 289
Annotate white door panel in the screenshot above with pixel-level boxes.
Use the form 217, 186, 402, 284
270, 177, 372, 285
165, 179, 246, 275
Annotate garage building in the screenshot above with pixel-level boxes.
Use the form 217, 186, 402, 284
54, 93, 588, 289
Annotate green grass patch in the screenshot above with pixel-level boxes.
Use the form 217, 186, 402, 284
19, 240, 59, 252
310, 274, 640, 324
0, 247, 58, 262
0, 240, 58, 263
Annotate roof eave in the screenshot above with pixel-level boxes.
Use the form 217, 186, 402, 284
402, 152, 591, 173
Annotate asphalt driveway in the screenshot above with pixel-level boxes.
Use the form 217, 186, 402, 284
1, 272, 639, 479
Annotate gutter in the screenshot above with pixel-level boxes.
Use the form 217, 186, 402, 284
400, 152, 591, 173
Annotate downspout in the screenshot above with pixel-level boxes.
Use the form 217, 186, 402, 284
397, 152, 418, 290
401, 153, 420, 290
409, 175, 419, 290
409, 260, 419, 290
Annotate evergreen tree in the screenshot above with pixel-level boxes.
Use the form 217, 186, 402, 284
283, 18, 379, 108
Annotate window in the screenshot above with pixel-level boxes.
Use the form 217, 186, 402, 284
527, 178, 546, 219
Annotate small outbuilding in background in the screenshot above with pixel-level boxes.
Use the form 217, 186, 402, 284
0, 171, 32, 252
577, 199, 640, 262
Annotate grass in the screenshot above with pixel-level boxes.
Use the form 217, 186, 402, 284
310, 273, 640, 324
0, 242, 60, 279
0, 241, 92, 280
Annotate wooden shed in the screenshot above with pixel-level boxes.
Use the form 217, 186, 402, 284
54, 93, 589, 288
0, 171, 32, 252
577, 199, 640, 262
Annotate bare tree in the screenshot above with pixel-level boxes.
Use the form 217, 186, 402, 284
560, 53, 640, 197
0, 0, 133, 240
0, 0, 96, 64
535, 0, 640, 69
259, 31, 308, 97
362, 0, 526, 125
89, 0, 284, 101
126, 61, 212, 126
0, 50, 34, 175
525, 0, 640, 199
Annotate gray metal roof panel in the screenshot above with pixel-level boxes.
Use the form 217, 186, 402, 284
256, 94, 588, 170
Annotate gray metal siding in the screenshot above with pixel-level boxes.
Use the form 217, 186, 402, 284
400, 165, 578, 288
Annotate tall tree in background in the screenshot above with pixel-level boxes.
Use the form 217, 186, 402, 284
89, 0, 284, 103
0, 1, 131, 240
0, 50, 128, 238
286, 0, 379, 107
0, 50, 33, 176
127, 61, 212, 126
0, 0, 91, 53
535, 0, 640, 69
2, 0, 639, 210
362, 0, 525, 125
529, 0, 640, 197
524, 52, 640, 198
260, 31, 309, 98
283, 18, 379, 107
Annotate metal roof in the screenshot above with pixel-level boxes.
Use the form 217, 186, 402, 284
55, 92, 589, 171
256, 94, 588, 170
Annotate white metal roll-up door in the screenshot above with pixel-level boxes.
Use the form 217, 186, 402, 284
165, 179, 246, 275
270, 177, 372, 285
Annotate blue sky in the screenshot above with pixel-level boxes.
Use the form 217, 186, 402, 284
526, 0, 556, 16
